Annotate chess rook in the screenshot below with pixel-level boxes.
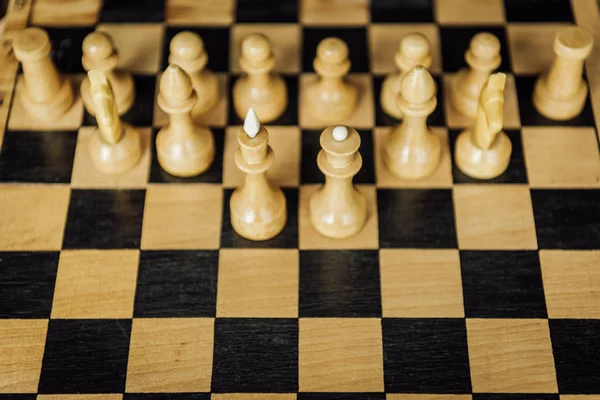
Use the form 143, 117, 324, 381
87, 70, 141, 174
13, 27, 74, 120
383, 65, 441, 180
533, 26, 593, 121
455, 73, 511, 179
450, 32, 501, 118
80, 31, 135, 116
156, 64, 215, 177
230, 109, 287, 241
310, 125, 367, 239
380, 33, 432, 119
169, 31, 219, 117
233, 34, 287, 123
306, 37, 358, 123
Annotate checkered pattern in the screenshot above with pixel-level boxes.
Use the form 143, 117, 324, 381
0, 0, 599, 398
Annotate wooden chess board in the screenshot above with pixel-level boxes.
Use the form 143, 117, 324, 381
0, 0, 599, 398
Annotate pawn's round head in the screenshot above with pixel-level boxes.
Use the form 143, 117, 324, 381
170, 31, 205, 61
399, 33, 430, 62
241, 33, 272, 62
82, 31, 115, 60
469, 32, 501, 60
317, 37, 348, 64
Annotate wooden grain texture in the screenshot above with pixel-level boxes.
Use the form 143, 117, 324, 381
467, 318, 558, 393
434, 0, 505, 25
299, 318, 384, 392
300, 0, 369, 26
0, 319, 48, 393
126, 318, 215, 392
166, 0, 234, 26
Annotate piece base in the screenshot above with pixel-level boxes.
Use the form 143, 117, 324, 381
533, 76, 588, 121
454, 130, 512, 180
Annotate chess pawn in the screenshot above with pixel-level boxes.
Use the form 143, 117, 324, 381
80, 31, 135, 116
87, 70, 141, 174
533, 26, 593, 120
156, 64, 215, 177
380, 33, 432, 119
233, 34, 287, 123
455, 73, 511, 179
383, 66, 441, 180
169, 31, 219, 117
230, 109, 287, 241
449, 32, 501, 118
309, 125, 367, 239
13, 27, 74, 120
306, 37, 358, 123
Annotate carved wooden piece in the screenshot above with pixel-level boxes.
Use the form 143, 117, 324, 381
87, 70, 141, 174
233, 33, 287, 122
380, 33, 432, 119
230, 109, 287, 241
310, 125, 367, 239
169, 31, 219, 117
383, 65, 441, 180
156, 64, 215, 177
80, 31, 135, 117
455, 73, 511, 179
306, 37, 358, 123
533, 26, 593, 120
13, 27, 73, 120
449, 32, 501, 118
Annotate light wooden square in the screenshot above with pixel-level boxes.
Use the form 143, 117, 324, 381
37, 396, 123, 400
141, 184, 223, 250
0, 320, 47, 393
374, 127, 453, 188
299, 184, 379, 250
30, 0, 101, 26
212, 395, 296, 400
522, 127, 600, 188
435, 0, 505, 25
508, 24, 573, 75
126, 318, 215, 392
467, 318, 558, 393
217, 249, 299, 317
369, 24, 442, 75
51, 250, 139, 319
153, 73, 228, 127
166, 0, 235, 25
0, 184, 70, 251
301, 0, 369, 25
380, 249, 464, 318
561, 397, 600, 400
388, 396, 472, 400
540, 250, 600, 319
231, 24, 301, 74
223, 126, 300, 188
443, 73, 521, 129
71, 127, 151, 189
454, 185, 537, 250
96, 24, 165, 74
299, 318, 384, 392
8, 75, 84, 131
300, 74, 374, 129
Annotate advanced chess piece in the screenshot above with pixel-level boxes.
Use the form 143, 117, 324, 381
449, 32, 501, 118
12, 27, 74, 120
156, 64, 215, 177
383, 65, 441, 180
230, 108, 287, 241
169, 31, 219, 117
306, 37, 358, 123
455, 73, 511, 179
533, 26, 593, 120
87, 70, 141, 174
380, 33, 432, 119
80, 31, 135, 116
309, 125, 367, 239
233, 34, 287, 123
